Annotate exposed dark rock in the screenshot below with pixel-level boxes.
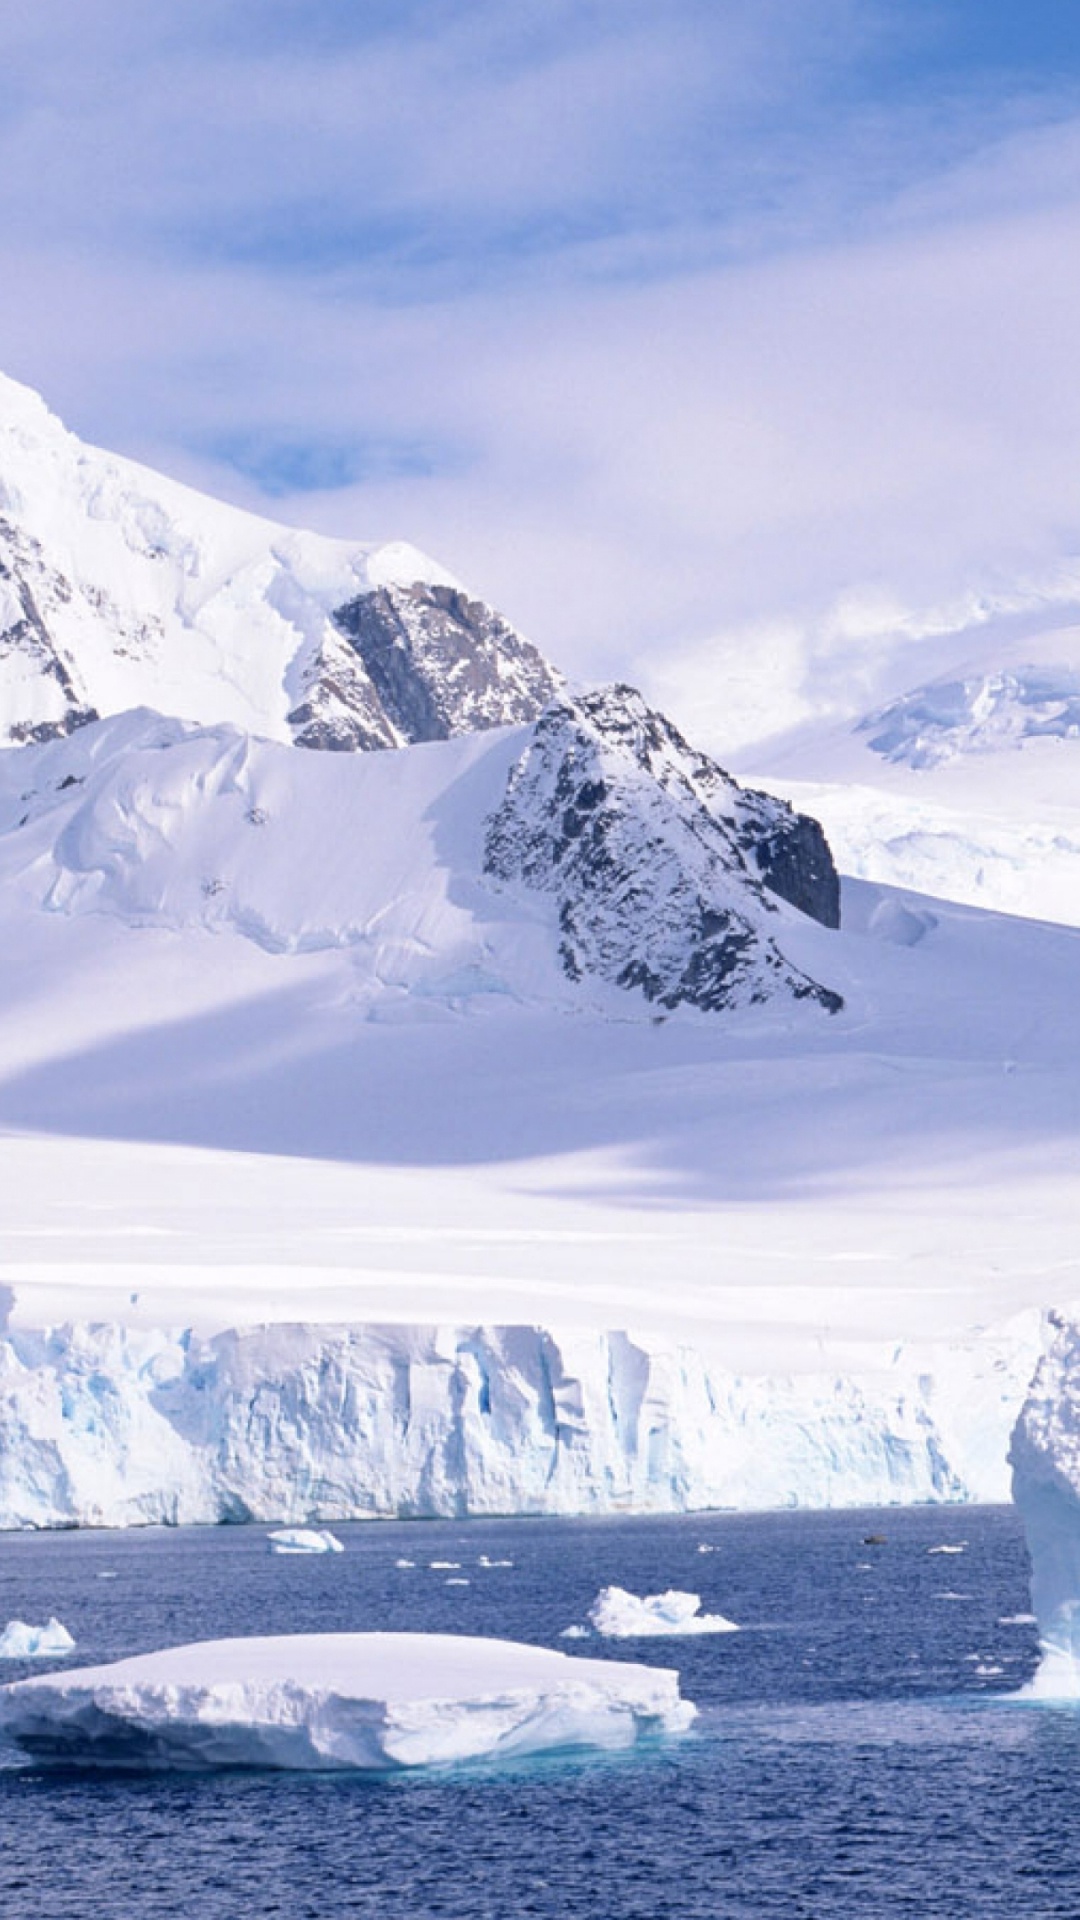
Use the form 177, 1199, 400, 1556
484, 685, 843, 1018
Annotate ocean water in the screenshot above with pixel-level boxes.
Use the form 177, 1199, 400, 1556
0, 1504, 1074, 1919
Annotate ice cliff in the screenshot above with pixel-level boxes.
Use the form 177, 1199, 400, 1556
0, 1316, 1036, 1531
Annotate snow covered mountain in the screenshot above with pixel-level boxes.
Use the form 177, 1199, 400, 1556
0, 368, 1074, 1533
0, 372, 560, 750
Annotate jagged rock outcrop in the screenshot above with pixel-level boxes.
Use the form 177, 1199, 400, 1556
484, 686, 843, 1016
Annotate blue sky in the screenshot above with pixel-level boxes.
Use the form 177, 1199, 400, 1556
2, 1, 1080, 741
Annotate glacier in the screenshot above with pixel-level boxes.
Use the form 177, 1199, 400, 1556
0, 1315, 1042, 1531
0, 1632, 695, 1771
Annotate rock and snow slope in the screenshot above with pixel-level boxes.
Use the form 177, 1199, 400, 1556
0, 1633, 694, 1770
0, 690, 842, 1015
0, 372, 559, 750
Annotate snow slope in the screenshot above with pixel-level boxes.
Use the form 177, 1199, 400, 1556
0, 1633, 694, 1770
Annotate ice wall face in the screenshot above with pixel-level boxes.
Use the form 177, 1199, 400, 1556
1010, 1315, 1080, 1690
485, 686, 842, 1016
0, 1317, 1035, 1531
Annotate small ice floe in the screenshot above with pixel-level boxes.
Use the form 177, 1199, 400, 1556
96, 1572, 119, 1581
935, 1591, 969, 1602
477, 1557, 514, 1569
267, 1529, 344, 1555
445, 1578, 470, 1587
927, 1544, 967, 1556
0, 1618, 76, 1659
998, 1613, 1037, 1627
586, 1588, 739, 1639
560, 1625, 589, 1640
430, 1561, 460, 1570
0, 1633, 697, 1771
696, 1545, 719, 1555
395, 1558, 417, 1569
973, 1664, 1004, 1677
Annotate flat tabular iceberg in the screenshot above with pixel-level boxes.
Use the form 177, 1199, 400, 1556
0, 1618, 75, 1659
267, 1528, 343, 1555
586, 1588, 739, 1638
0, 1632, 696, 1772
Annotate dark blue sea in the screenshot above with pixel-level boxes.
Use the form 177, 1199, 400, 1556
0, 1505, 1073, 1919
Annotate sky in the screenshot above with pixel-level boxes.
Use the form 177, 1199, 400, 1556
2, 0, 1080, 749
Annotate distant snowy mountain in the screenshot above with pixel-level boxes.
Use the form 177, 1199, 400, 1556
0, 373, 560, 750
735, 625, 1080, 925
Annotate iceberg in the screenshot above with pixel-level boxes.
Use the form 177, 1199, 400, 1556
267, 1528, 344, 1555
0, 1632, 696, 1772
1010, 1314, 1080, 1696
0, 1618, 75, 1658
586, 1587, 738, 1638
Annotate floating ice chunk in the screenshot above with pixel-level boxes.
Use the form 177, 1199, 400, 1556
395, 1558, 417, 1569
477, 1557, 514, 1569
430, 1560, 460, 1570
445, 1578, 470, 1587
0, 1618, 76, 1659
927, 1544, 967, 1555
0, 1633, 696, 1772
998, 1613, 1037, 1627
587, 1588, 739, 1638
696, 1544, 719, 1555
560, 1625, 589, 1639
267, 1528, 343, 1555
